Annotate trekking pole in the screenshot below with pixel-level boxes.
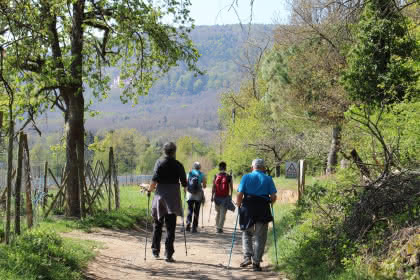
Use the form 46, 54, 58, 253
271, 203, 279, 265
182, 190, 188, 256
208, 194, 213, 223
208, 200, 213, 223
227, 207, 240, 269
201, 202, 204, 228
144, 191, 151, 261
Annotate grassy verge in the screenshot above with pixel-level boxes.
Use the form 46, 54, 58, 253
0, 185, 149, 280
0, 228, 98, 280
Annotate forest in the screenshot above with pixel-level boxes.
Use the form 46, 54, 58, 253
0, 0, 419, 279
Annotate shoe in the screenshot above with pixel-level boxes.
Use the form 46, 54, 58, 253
165, 256, 176, 263
253, 263, 262, 271
240, 258, 252, 268
216, 228, 223, 233
152, 252, 159, 259
191, 227, 198, 233
185, 224, 191, 232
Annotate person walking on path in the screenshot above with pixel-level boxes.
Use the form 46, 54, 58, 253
212, 162, 234, 233
185, 162, 206, 233
236, 159, 277, 272
147, 142, 187, 263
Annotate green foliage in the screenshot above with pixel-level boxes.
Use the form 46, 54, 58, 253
342, 0, 419, 106
89, 128, 160, 174
0, 229, 96, 280
176, 136, 217, 175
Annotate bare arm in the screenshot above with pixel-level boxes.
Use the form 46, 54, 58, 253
148, 181, 157, 192
236, 192, 244, 208
270, 193, 277, 204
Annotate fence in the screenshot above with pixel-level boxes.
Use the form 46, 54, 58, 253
117, 175, 152, 186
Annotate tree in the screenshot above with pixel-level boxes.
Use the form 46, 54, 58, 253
342, 0, 419, 106
0, 0, 200, 217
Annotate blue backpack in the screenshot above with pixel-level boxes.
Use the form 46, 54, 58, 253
187, 171, 201, 194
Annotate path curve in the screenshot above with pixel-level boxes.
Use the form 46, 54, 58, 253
64, 188, 288, 280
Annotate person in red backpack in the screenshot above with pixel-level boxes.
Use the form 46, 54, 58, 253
212, 162, 233, 233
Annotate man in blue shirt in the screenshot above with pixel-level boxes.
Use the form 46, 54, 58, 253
236, 159, 277, 272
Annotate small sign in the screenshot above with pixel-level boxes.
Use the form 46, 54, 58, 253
285, 161, 298, 179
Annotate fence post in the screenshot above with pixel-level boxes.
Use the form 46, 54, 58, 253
108, 147, 112, 211
23, 133, 33, 229
43, 161, 48, 211
14, 132, 24, 235
110, 148, 120, 209
298, 160, 306, 201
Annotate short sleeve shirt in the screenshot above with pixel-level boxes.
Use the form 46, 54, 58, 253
237, 170, 277, 199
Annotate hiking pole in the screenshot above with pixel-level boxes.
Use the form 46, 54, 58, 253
181, 190, 188, 256
208, 194, 213, 223
201, 200, 204, 229
227, 207, 240, 269
271, 203, 279, 265
144, 191, 151, 261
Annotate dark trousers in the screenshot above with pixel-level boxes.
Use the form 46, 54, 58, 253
187, 200, 201, 229
151, 214, 177, 257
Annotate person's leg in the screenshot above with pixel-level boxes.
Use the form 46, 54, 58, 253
252, 222, 269, 265
151, 217, 163, 257
164, 214, 177, 261
192, 201, 201, 231
218, 205, 228, 231
186, 200, 194, 231
215, 203, 221, 231
240, 226, 255, 267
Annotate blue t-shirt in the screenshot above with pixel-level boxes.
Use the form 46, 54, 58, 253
237, 170, 277, 199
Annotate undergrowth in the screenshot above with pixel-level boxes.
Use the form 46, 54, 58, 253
268, 170, 420, 280
0, 229, 97, 280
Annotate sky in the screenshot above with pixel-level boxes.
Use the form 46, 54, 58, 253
189, 0, 290, 26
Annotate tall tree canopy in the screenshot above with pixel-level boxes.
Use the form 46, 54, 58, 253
0, 0, 200, 217
342, 0, 419, 106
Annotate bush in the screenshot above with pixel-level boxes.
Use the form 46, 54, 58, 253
0, 229, 96, 280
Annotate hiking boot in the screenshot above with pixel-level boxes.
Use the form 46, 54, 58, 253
185, 224, 191, 232
253, 263, 262, 271
191, 227, 198, 233
165, 256, 176, 263
152, 252, 159, 259
240, 258, 252, 268
216, 228, 223, 233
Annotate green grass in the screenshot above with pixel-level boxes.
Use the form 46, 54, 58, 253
0, 185, 149, 280
0, 228, 98, 280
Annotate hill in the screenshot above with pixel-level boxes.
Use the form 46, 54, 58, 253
40, 24, 275, 142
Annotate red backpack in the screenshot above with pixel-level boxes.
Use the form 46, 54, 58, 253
214, 173, 230, 197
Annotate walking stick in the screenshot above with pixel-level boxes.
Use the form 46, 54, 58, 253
271, 203, 279, 265
208, 194, 213, 223
181, 190, 188, 256
201, 203, 204, 228
144, 191, 151, 261
227, 207, 240, 269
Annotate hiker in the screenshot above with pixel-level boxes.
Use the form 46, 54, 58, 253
147, 142, 187, 262
185, 162, 206, 233
236, 158, 277, 272
212, 161, 234, 233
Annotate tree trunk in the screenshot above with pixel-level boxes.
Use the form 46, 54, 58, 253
14, 132, 24, 236
64, 92, 84, 217
23, 134, 33, 229
63, 0, 85, 217
326, 125, 341, 175
5, 109, 14, 244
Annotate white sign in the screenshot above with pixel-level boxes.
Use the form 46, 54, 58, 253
285, 161, 298, 179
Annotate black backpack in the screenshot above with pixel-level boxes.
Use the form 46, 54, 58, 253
187, 172, 201, 194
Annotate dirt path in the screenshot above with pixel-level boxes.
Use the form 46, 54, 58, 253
64, 188, 288, 280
